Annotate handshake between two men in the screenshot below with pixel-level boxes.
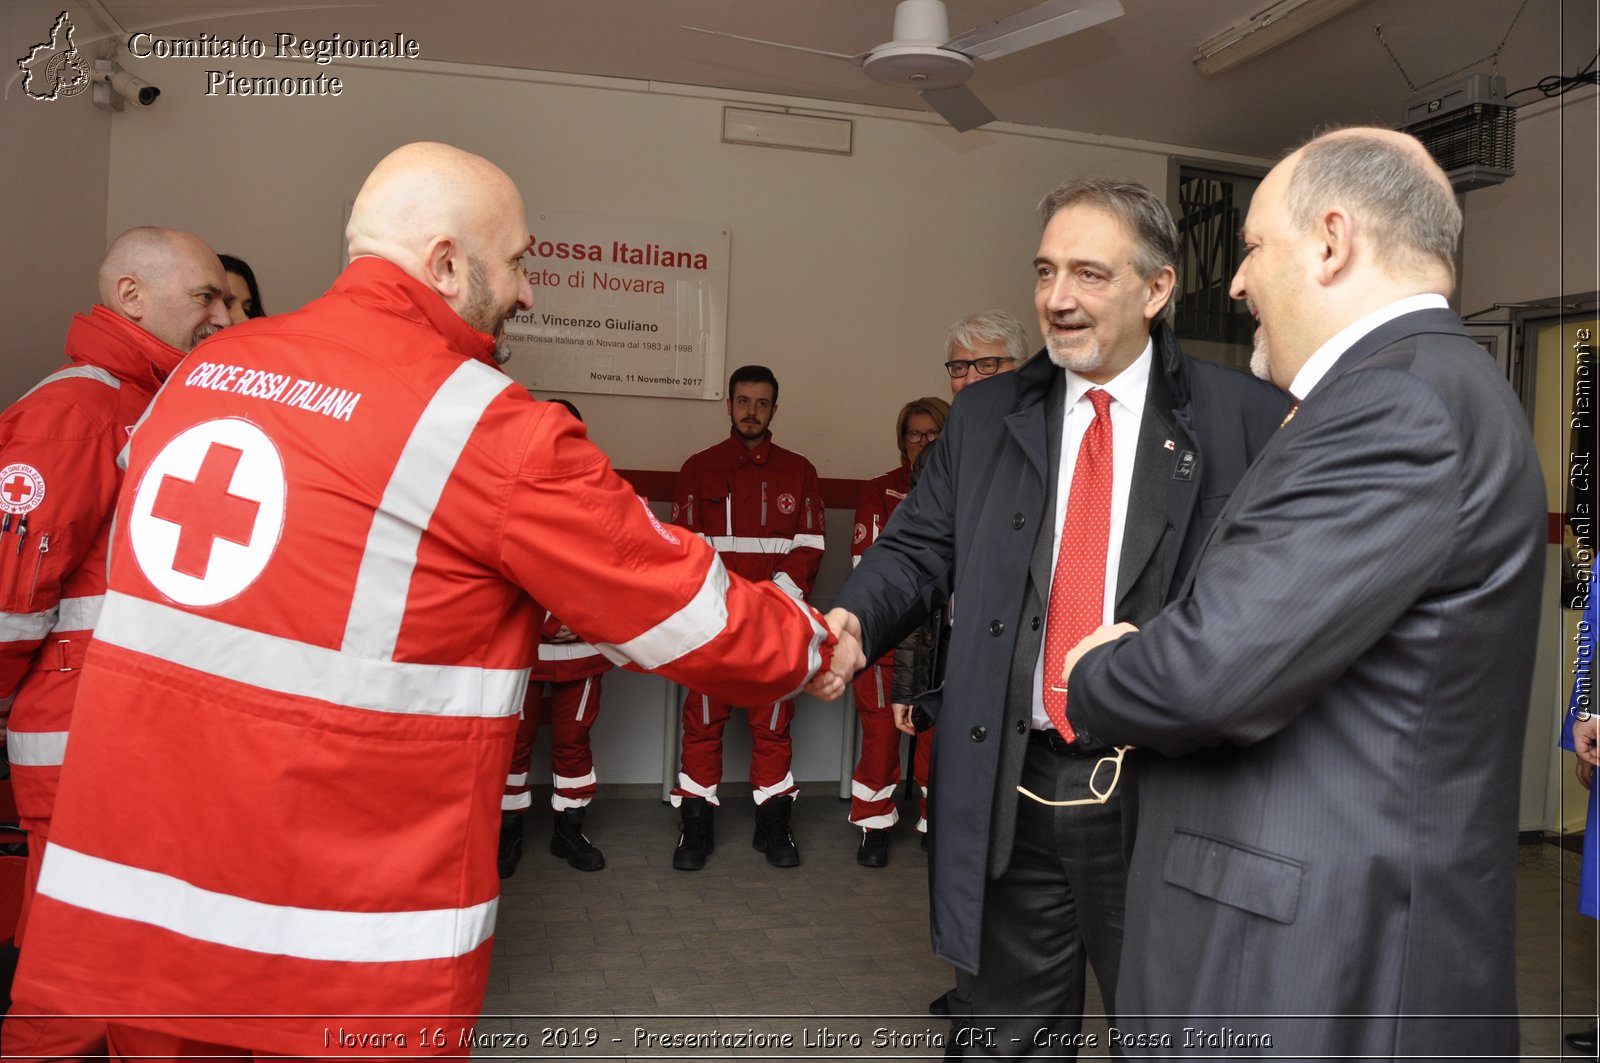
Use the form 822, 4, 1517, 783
812, 608, 1134, 722
804, 613, 866, 701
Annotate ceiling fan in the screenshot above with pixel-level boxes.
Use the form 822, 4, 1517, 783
684, 0, 1124, 132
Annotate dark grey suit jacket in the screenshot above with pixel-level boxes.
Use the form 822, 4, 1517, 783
1070, 308, 1546, 1058
836, 322, 1288, 974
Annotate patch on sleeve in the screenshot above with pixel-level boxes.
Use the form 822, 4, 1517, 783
0, 463, 46, 515
640, 495, 680, 546
853, 522, 867, 545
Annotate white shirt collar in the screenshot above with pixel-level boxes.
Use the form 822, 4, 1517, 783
1063, 336, 1153, 413
1289, 293, 1449, 400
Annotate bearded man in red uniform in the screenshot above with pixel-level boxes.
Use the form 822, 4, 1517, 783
11, 143, 859, 1059
669, 365, 825, 869
0, 226, 231, 1060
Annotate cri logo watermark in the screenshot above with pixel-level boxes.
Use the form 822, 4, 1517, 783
16, 11, 90, 101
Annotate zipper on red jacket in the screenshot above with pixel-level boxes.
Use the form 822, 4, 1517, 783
761, 482, 768, 526
26, 533, 50, 608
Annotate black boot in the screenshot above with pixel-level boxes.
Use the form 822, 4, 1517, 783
752, 795, 800, 867
1566, 1024, 1598, 1054
497, 812, 524, 880
672, 796, 715, 871
857, 827, 890, 868
550, 808, 605, 872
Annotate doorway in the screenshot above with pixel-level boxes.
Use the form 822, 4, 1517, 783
1512, 299, 1598, 835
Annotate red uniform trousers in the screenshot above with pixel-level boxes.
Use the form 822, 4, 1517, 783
848, 663, 932, 833
503, 675, 603, 813
671, 691, 795, 806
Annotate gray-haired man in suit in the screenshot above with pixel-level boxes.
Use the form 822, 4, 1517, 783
1065, 127, 1546, 1058
829, 178, 1288, 1056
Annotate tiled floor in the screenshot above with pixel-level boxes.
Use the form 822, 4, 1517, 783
482, 786, 1597, 1061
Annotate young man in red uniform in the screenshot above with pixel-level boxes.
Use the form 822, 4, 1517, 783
847, 396, 947, 867
0, 227, 231, 1060
10, 144, 859, 1059
669, 365, 825, 869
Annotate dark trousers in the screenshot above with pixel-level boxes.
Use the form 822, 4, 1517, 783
956, 736, 1128, 1059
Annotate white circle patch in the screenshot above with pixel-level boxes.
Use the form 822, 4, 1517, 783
777, 492, 796, 515
0, 464, 45, 515
129, 418, 286, 607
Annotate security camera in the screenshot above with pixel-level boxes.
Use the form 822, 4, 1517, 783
93, 59, 159, 110
111, 69, 159, 105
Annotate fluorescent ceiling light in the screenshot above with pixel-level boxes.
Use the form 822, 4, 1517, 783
722, 107, 853, 155
1193, 0, 1368, 76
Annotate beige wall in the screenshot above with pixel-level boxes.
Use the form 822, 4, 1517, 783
1460, 90, 1599, 317
1, 2, 113, 405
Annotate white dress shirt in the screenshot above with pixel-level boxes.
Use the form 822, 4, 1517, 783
1030, 340, 1152, 728
1289, 293, 1449, 400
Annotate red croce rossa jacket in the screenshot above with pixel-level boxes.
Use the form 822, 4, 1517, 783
14, 258, 836, 1055
1, 307, 188, 826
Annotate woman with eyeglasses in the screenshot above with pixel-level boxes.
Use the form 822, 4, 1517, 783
846, 395, 949, 868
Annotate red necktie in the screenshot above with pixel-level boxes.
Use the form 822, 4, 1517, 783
1041, 388, 1114, 740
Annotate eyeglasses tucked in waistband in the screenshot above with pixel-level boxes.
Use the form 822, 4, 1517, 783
1017, 744, 1133, 807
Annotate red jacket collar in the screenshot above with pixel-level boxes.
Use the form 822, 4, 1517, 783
63, 305, 188, 390
332, 257, 500, 366
724, 427, 773, 463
